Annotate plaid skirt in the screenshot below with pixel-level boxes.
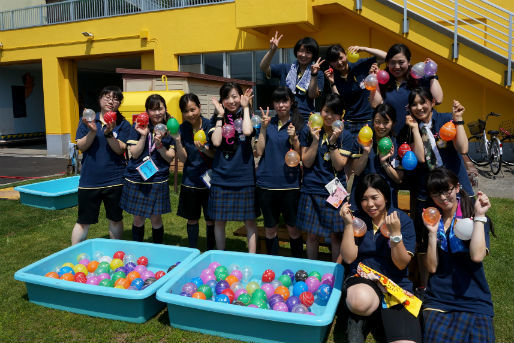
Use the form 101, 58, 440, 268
424, 310, 495, 343
120, 179, 171, 218
207, 185, 257, 221
296, 192, 345, 237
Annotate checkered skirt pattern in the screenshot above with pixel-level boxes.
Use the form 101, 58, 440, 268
424, 310, 495, 343
208, 185, 257, 221
296, 192, 345, 237
120, 179, 171, 217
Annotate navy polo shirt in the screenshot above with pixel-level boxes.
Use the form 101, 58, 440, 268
424, 220, 493, 316
334, 57, 376, 121
413, 111, 474, 200
76, 112, 130, 188
349, 208, 416, 291
180, 118, 213, 188
299, 125, 351, 196
208, 111, 255, 187
125, 122, 175, 183
270, 63, 324, 116
381, 76, 433, 135
350, 136, 401, 208
256, 116, 300, 189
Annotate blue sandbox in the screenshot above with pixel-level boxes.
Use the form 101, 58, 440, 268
14, 238, 200, 323
156, 251, 344, 343
14, 176, 80, 210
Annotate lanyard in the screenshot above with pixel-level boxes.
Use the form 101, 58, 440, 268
148, 132, 156, 154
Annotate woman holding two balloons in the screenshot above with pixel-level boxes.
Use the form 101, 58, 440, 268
254, 86, 304, 257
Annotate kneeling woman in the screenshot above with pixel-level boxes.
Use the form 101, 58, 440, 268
339, 174, 421, 343
121, 94, 175, 243
422, 167, 495, 343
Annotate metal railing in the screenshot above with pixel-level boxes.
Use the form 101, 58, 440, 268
0, 0, 232, 31
375, 0, 513, 86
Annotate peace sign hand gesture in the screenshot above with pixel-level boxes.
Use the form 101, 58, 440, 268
311, 57, 325, 75
269, 31, 283, 51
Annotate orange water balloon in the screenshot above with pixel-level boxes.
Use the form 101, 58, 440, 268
379, 223, 390, 238
422, 207, 441, 226
439, 121, 456, 141
352, 217, 367, 237
192, 291, 207, 300
285, 149, 301, 167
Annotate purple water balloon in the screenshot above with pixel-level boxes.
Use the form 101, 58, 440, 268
182, 282, 197, 296
286, 295, 301, 312
234, 118, 243, 133
305, 276, 321, 293
140, 270, 155, 281
124, 262, 136, 273
272, 302, 289, 312
86, 276, 100, 285
180, 291, 191, 297
215, 280, 230, 294
261, 283, 275, 299
247, 304, 258, 308
78, 258, 90, 267
292, 303, 309, 314
321, 273, 335, 287
200, 268, 216, 284
424, 60, 438, 77
268, 294, 285, 308
134, 265, 147, 274
208, 262, 220, 273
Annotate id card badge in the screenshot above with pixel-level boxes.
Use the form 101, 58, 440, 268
325, 177, 348, 208
201, 169, 212, 188
136, 158, 158, 181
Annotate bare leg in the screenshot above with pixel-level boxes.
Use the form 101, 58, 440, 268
71, 223, 90, 245
214, 220, 226, 250
330, 232, 341, 262
245, 219, 257, 254
306, 233, 319, 260
109, 220, 123, 240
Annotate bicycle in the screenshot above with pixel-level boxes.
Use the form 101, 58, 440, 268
466, 112, 502, 175
499, 119, 514, 166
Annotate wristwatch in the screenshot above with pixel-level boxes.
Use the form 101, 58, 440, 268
390, 234, 403, 243
473, 216, 487, 223
454, 120, 465, 125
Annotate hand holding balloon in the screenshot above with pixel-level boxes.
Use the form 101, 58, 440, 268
474, 191, 491, 216
339, 202, 353, 226
324, 68, 335, 85
422, 207, 441, 234
385, 211, 401, 237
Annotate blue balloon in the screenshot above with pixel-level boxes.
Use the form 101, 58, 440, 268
58, 266, 75, 276
131, 278, 145, 290
214, 294, 230, 303
402, 151, 418, 170
293, 281, 308, 297
190, 277, 203, 288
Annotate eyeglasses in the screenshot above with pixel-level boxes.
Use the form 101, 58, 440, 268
102, 95, 120, 103
430, 186, 455, 198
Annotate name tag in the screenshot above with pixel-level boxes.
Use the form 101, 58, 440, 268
136, 158, 158, 181
325, 177, 348, 208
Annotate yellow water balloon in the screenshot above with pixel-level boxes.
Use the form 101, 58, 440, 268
358, 125, 373, 143
194, 129, 207, 145
308, 113, 324, 130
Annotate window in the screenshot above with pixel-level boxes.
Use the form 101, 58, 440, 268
229, 52, 252, 81
204, 53, 224, 77
179, 54, 201, 73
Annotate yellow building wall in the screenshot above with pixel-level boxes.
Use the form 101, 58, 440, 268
0, 1, 512, 140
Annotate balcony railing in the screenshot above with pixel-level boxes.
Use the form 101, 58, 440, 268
0, 0, 232, 31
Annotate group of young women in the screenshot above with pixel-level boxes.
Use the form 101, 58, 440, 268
72, 32, 495, 343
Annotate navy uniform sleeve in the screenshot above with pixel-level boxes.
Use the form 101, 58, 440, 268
76, 120, 89, 141
338, 132, 352, 158
270, 63, 289, 80
399, 210, 416, 255
163, 134, 175, 149
115, 120, 131, 143
299, 125, 311, 148
354, 57, 377, 75
433, 112, 453, 131
126, 124, 140, 145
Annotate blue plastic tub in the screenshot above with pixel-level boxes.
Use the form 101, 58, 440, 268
14, 238, 200, 323
156, 251, 344, 343
14, 176, 80, 210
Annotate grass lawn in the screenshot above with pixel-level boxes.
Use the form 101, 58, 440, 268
0, 177, 512, 342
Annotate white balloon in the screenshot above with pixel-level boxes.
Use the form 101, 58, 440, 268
454, 218, 474, 240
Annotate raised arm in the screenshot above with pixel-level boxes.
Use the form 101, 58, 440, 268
451, 100, 468, 154
259, 31, 282, 77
